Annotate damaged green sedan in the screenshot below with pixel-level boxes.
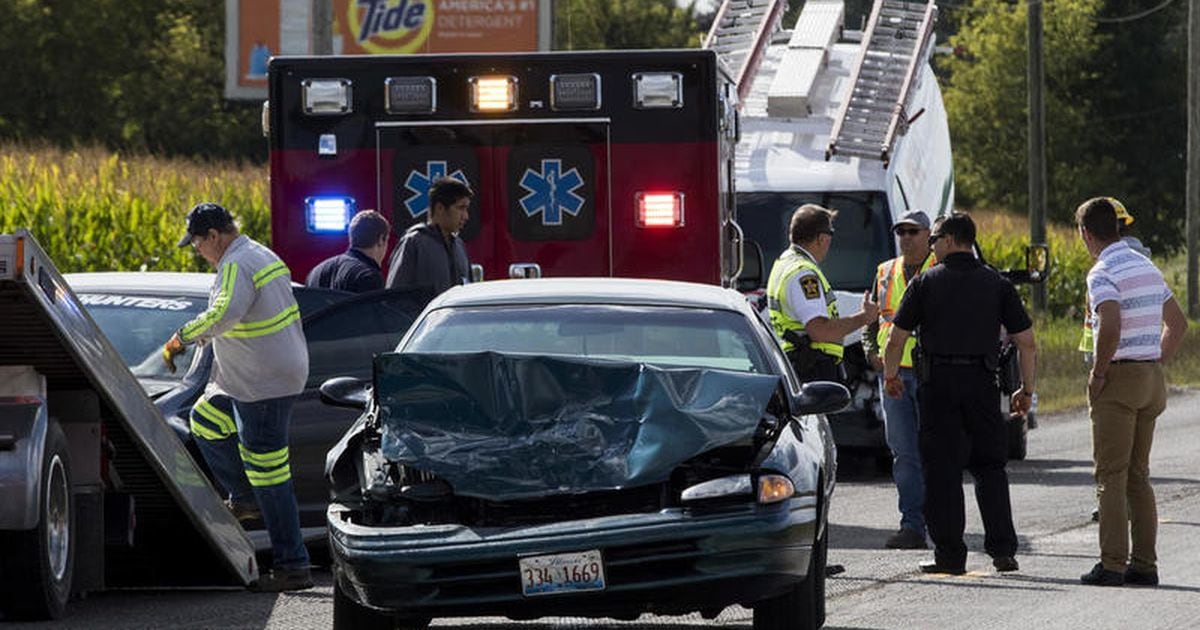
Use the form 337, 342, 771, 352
320, 278, 847, 630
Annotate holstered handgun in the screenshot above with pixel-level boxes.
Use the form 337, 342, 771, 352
913, 342, 930, 386
783, 330, 824, 377
996, 342, 1019, 394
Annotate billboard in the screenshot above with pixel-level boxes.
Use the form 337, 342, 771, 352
225, 0, 550, 100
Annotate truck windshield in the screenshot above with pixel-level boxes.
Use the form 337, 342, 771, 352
737, 191, 894, 292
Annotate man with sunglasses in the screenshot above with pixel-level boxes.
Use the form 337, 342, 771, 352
882, 212, 1035, 575
160, 202, 313, 592
766, 204, 879, 383
863, 210, 936, 550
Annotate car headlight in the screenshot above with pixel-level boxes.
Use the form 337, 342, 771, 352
756, 474, 795, 504
680, 475, 752, 503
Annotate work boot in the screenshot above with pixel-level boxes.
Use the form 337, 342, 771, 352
885, 528, 928, 550
992, 556, 1019, 572
918, 560, 965, 575
224, 498, 262, 523
252, 567, 314, 592
1080, 563, 1124, 586
1123, 567, 1159, 587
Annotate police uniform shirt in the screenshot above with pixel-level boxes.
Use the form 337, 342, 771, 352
784, 247, 831, 326
891, 252, 1031, 356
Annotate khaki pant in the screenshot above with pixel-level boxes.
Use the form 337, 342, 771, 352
1089, 362, 1167, 572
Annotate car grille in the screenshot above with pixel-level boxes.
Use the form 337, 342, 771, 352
459, 484, 670, 527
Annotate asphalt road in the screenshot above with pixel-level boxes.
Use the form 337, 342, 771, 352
11, 390, 1200, 630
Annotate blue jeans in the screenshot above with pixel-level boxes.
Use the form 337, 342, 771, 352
192, 394, 309, 570
880, 368, 926, 535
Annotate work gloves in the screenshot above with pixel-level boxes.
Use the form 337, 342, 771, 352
162, 333, 186, 374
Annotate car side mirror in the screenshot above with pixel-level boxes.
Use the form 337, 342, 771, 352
795, 381, 851, 415
319, 377, 370, 410
736, 239, 765, 292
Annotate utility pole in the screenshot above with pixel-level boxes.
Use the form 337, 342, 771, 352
1028, 0, 1047, 311
1189, 0, 1199, 317
311, 0, 333, 55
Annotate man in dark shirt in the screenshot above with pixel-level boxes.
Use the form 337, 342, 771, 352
305, 210, 390, 293
881, 212, 1037, 575
386, 177, 473, 295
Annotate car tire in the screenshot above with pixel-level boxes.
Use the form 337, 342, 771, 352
752, 530, 823, 630
1007, 414, 1028, 461
0, 421, 75, 620
333, 576, 431, 630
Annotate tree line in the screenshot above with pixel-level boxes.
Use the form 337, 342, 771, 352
0, 0, 1188, 251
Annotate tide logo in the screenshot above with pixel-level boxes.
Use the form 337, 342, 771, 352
348, 0, 435, 54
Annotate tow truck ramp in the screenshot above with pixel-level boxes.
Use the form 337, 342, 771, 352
0, 230, 255, 619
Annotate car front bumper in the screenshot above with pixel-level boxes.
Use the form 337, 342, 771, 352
328, 495, 819, 619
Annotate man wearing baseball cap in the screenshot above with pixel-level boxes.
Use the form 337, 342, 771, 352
163, 202, 313, 591
864, 210, 936, 550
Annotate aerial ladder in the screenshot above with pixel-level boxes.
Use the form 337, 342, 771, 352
704, 0, 787, 102
825, 0, 938, 164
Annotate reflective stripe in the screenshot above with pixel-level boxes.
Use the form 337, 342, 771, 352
181, 262, 238, 342
239, 444, 289, 469
193, 399, 236, 435
245, 466, 292, 487
189, 418, 225, 441
252, 261, 290, 289
224, 304, 300, 338
766, 247, 842, 359
875, 254, 934, 368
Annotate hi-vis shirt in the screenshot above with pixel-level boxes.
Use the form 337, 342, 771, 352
178, 235, 308, 402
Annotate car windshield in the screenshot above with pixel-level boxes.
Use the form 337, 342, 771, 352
403, 304, 773, 374
737, 191, 894, 291
76, 293, 206, 380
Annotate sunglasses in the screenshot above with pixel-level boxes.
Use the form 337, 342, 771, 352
928, 233, 943, 246
894, 227, 923, 237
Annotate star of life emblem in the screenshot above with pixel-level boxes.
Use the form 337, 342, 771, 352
518, 159, 585, 226
404, 160, 468, 219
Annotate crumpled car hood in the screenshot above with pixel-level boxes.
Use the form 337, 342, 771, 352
374, 351, 781, 500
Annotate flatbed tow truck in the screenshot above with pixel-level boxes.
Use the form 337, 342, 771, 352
0, 230, 257, 620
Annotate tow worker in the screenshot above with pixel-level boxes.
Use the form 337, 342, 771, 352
162, 202, 313, 592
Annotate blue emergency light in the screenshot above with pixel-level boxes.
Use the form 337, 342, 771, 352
305, 196, 356, 233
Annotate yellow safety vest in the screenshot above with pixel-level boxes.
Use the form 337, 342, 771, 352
766, 247, 843, 359
875, 254, 935, 368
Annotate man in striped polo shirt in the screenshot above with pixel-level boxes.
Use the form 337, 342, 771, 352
1075, 197, 1188, 587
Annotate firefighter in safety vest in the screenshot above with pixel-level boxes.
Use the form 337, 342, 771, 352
161, 202, 313, 593
863, 209, 936, 551
766, 204, 879, 383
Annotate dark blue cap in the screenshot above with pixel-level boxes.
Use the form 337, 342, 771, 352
178, 202, 234, 247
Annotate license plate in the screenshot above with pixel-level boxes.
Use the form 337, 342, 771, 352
518, 549, 606, 597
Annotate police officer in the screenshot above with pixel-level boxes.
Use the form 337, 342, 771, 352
766, 204, 878, 382
305, 209, 391, 293
881, 212, 1036, 575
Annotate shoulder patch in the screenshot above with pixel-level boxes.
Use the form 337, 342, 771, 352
800, 276, 821, 299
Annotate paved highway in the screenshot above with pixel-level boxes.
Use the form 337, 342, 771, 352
11, 391, 1200, 629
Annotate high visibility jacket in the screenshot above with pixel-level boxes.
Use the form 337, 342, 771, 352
766, 246, 842, 359
178, 235, 308, 402
875, 253, 935, 368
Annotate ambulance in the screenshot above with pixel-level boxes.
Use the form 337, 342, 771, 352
264, 50, 747, 286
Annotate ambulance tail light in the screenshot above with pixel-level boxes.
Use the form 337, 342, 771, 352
469, 76, 517, 112
305, 196, 356, 234
636, 192, 684, 228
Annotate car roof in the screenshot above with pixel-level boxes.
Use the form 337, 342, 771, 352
64, 272, 215, 296
429, 278, 754, 313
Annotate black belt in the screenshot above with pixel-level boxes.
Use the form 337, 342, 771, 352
929, 355, 986, 366
1111, 359, 1158, 364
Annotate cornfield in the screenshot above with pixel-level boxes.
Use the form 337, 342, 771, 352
0, 144, 269, 273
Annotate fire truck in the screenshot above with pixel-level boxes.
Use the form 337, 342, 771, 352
265, 50, 745, 286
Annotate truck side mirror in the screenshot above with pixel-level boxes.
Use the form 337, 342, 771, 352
1025, 244, 1049, 282
736, 239, 765, 292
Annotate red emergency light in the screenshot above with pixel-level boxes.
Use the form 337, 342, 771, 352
636, 192, 684, 228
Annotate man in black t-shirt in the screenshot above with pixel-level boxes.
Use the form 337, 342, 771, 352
881, 212, 1037, 576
